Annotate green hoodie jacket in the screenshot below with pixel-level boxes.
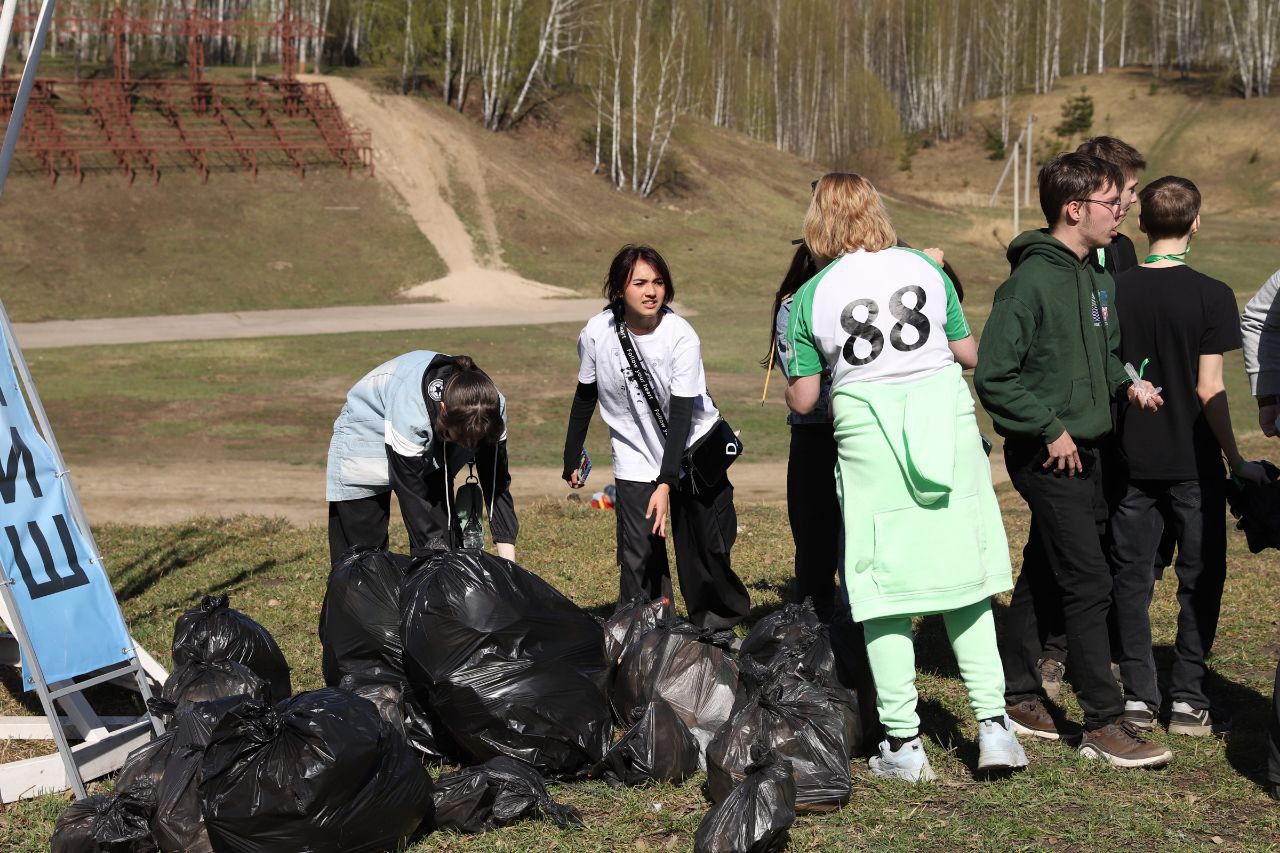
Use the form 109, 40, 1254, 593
974, 229, 1130, 443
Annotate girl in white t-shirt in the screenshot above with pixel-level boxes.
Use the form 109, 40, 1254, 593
561, 245, 750, 630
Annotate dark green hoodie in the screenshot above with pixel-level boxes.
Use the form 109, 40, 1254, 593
974, 229, 1131, 443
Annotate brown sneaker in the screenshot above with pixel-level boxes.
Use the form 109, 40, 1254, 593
1038, 658, 1066, 702
1006, 698, 1060, 741
1078, 720, 1173, 768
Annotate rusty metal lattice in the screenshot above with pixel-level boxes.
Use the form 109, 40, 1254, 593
0, 77, 373, 185
0, 3, 370, 185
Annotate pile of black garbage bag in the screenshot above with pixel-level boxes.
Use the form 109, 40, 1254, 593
54, 547, 874, 851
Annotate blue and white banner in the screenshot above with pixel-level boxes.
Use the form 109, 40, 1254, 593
0, 324, 133, 688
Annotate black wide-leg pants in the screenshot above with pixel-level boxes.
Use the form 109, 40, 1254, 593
614, 477, 750, 630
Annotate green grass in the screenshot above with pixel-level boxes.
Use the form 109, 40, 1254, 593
0, 170, 445, 322
2, 491, 1280, 850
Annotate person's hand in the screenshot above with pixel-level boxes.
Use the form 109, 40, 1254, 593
566, 469, 584, 489
1234, 459, 1270, 485
645, 483, 671, 537
924, 247, 945, 265
495, 542, 517, 561
1127, 380, 1164, 411
1044, 432, 1082, 476
1260, 402, 1280, 438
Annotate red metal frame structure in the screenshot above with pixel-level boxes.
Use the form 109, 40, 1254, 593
0, 3, 372, 184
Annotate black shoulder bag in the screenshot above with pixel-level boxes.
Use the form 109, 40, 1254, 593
612, 307, 743, 493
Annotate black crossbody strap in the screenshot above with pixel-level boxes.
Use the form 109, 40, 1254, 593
613, 306, 670, 436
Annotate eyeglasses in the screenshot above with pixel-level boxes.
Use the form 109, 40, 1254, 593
1074, 197, 1123, 215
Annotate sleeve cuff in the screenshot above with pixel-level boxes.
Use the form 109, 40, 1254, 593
1043, 420, 1066, 442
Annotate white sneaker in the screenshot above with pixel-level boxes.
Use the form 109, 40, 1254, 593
977, 716, 1029, 771
868, 737, 938, 783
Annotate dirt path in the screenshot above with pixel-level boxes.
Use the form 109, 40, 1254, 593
70, 457, 1009, 527
313, 75, 576, 306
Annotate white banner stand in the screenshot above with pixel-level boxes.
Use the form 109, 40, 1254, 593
0, 0, 167, 803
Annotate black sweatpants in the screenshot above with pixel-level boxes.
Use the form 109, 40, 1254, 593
1109, 477, 1226, 711
787, 423, 843, 621
328, 492, 392, 567
614, 477, 750, 630
1002, 440, 1123, 730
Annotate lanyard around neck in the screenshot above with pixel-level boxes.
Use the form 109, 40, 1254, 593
1144, 247, 1190, 264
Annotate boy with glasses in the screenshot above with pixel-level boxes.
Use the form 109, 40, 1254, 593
1109, 178, 1267, 736
1036, 137, 1150, 701
975, 153, 1171, 768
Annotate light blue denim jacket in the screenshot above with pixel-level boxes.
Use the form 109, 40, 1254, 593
775, 295, 833, 425
325, 350, 507, 501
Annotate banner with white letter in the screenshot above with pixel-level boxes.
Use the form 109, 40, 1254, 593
0, 324, 133, 687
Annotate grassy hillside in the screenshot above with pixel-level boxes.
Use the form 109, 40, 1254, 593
0, 168, 446, 322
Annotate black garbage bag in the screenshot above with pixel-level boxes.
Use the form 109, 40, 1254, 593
159, 658, 270, 722
590, 699, 700, 787
149, 696, 248, 853
198, 688, 433, 853
171, 594, 291, 703
113, 703, 179, 810
400, 549, 611, 777
602, 596, 672, 672
738, 598, 837, 691
338, 670, 406, 737
401, 681, 452, 764
706, 667, 855, 813
1227, 460, 1280, 553
433, 756, 583, 834
320, 547, 411, 686
612, 618, 739, 757
693, 747, 795, 853
51, 792, 157, 853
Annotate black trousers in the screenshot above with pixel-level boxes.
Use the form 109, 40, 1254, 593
614, 477, 751, 630
328, 492, 391, 567
787, 424, 843, 621
1269, 658, 1280, 784
1109, 478, 1226, 711
1001, 440, 1122, 730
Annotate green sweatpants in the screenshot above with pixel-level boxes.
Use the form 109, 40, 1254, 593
862, 598, 1006, 738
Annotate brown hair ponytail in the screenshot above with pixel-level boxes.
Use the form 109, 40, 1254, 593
436, 356, 504, 447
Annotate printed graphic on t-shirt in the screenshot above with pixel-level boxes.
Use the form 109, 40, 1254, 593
786, 247, 968, 388
576, 310, 720, 481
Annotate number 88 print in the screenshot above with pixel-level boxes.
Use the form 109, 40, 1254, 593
840, 285, 932, 367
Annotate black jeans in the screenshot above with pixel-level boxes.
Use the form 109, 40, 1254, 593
1108, 478, 1226, 711
1001, 439, 1122, 730
328, 493, 391, 567
614, 477, 751, 630
787, 424, 843, 621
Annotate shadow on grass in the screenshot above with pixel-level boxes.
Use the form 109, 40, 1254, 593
109, 518, 298, 608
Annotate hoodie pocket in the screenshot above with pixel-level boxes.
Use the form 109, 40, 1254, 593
1066, 378, 1088, 412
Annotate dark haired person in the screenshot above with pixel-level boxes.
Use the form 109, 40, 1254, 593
766, 244, 842, 620
1108, 177, 1267, 736
974, 153, 1171, 768
561, 244, 750, 630
1077, 136, 1146, 277
326, 352, 517, 566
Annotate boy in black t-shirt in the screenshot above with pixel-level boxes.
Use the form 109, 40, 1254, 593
1109, 177, 1268, 736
